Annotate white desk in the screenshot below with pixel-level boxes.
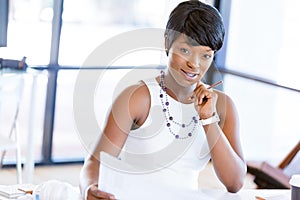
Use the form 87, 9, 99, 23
202, 189, 290, 200
97, 188, 291, 200
1, 185, 290, 200
104, 188, 290, 200
0, 182, 291, 200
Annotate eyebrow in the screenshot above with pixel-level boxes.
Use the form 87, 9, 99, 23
177, 38, 214, 52
178, 40, 189, 45
204, 49, 214, 52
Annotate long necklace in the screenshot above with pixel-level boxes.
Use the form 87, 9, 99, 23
159, 71, 199, 139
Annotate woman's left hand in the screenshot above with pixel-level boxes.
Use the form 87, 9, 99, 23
191, 82, 218, 119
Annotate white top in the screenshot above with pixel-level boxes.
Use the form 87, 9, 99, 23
117, 78, 211, 190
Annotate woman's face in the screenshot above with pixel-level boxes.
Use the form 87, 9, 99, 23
167, 34, 215, 87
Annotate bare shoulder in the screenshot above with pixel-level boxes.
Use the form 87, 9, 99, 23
117, 81, 150, 106
100, 81, 151, 155
214, 90, 237, 109
112, 81, 151, 126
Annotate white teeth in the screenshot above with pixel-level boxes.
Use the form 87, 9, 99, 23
186, 72, 196, 77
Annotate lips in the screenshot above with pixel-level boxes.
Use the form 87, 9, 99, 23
181, 69, 199, 78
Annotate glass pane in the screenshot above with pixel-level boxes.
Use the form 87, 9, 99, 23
0, 72, 47, 163
59, 0, 165, 66
225, 0, 300, 89
0, 0, 53, 65
223, 74, 300, 164
53, 0, 219, 160
52, 70, 85, 160
53, 68, 160, 159
58, 0, 213, 66
0, 0, 51, 164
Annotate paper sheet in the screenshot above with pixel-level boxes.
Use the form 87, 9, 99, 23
98, 152, 214, 200
0, 184, 34, 199
255, 192, 290, 200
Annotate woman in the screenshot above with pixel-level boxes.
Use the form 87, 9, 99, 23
80, 1, 246, 199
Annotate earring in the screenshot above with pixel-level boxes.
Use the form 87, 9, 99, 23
165, 48, 169, 56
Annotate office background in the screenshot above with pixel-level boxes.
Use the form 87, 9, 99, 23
0, 0, 299, 169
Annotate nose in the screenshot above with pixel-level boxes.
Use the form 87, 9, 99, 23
186, 59, 200, 69
187, 61, 196, 69
186, 53, 200, 69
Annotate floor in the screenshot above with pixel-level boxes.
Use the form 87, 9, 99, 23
0, 162, 257, 190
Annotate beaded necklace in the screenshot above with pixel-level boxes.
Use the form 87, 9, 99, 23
159, 71, 199, 139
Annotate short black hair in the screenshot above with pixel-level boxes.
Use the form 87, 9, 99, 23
165, 0, 225, 53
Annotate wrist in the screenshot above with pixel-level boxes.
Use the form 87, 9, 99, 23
200, 113, 214, 120
200, 112, 220, 126
84, 183, 98, 199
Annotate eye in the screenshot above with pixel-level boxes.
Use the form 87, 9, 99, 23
203, 54, 213, 60
180, 48, 190, 55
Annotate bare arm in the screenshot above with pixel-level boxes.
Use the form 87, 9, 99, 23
204, 91, 246, 192
193, 84, 246, 192
79, 83, 150, 199
79, 132, 122, 199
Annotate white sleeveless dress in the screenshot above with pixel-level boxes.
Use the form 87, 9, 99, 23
118, 78, 211, 190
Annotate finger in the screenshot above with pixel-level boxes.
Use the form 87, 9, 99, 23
200, 91, 213, 104
89, 185, 116, 199
194, 87, 211, 105
199, 92, 212, 104
93, 190, 116, 199
189, 82, 203, 101
193, 84, 205, 103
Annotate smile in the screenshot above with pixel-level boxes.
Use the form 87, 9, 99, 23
181, 69, 198, 78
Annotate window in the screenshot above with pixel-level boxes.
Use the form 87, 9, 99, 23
2, 0, 297, 166
221, 0, 300, 164
53, 0, 207, 161
0, 0, 51, 163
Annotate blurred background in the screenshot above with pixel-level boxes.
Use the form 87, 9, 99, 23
0, 0, 299, 186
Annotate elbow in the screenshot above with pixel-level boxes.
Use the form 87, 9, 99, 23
226, 182, 243, 193
225, 176, 245, 193
226, 161, 247, 193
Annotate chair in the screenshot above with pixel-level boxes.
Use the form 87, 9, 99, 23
0, 73, 24, 184
247, 140, 300, 189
